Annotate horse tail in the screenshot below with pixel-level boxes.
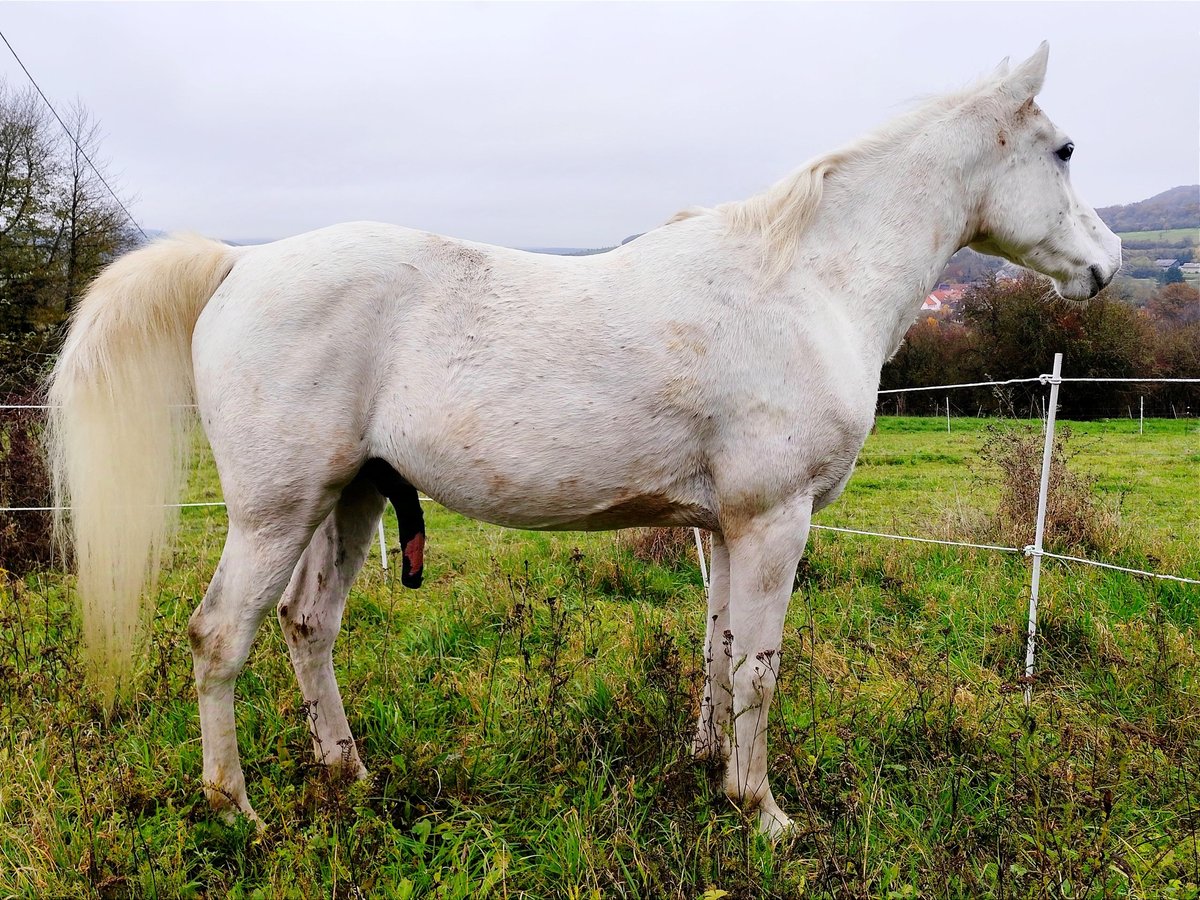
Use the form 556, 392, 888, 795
46, 234, 237, 704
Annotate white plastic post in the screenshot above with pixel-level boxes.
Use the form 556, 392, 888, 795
693, 527, 709, 592
1139, 396, 1144, 435
378, 517, 388, 571
1024, 352, 1063, 705
946, 396, 951, 433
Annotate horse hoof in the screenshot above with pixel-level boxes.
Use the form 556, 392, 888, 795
215, 803, 263, 830
757, 805, 793, 840
324, 755, 369, 783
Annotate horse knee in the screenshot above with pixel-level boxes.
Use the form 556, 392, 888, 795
187, 605, 244, 686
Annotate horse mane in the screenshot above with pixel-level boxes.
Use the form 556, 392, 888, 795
667, 70, 1007, 280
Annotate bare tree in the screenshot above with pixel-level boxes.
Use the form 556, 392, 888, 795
0, 78, 138, 398
54, 100, 138, 313
0, 80, 58, 330
0, 79, 137, 330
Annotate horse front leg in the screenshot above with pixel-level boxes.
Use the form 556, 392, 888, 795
694, 533, 732, 761
723, 496, 812, 837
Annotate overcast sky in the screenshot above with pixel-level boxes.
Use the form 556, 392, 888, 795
2, 2, 1197, 247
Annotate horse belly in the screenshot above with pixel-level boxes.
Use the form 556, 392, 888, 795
388, 414, 718, 533
517, 491, 718, 532
452, 488, 717, 532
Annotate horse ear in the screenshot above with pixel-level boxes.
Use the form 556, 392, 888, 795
1002, 41, 1049, 101
992, 56, 1010, 78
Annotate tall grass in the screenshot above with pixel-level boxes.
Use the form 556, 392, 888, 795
0, 417, 1197, 897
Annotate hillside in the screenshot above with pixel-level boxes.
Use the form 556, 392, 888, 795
1097, 185, 1199, 234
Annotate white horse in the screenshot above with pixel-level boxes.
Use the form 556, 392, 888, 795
47, 43, 1120, 836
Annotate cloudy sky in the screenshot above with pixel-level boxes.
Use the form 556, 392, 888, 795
2, 2, 1196, 247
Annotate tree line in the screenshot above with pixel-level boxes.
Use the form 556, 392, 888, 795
0, 79, 138, 397
880, 274, 1200, 420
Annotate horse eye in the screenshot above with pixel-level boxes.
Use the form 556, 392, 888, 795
1055, 142, 1074, 162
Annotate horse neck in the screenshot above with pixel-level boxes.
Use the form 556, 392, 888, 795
789, 134, 977, 368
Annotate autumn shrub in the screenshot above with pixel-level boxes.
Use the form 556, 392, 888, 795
0, 398, 56, 574
979, 423, 1121, 555
623, 527, 696, 569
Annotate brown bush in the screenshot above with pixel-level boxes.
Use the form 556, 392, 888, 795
0, 397, 56, 574
623, 527, 697, 569
979, 424, 1120, 555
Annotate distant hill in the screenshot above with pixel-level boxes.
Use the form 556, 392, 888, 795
525, 246, 614, 256
1097, 185, 1199, 233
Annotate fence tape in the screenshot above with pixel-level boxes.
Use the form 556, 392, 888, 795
1054, 377, 1200, 384
877, 377, 1043, 395
1023, 546, 1200, 585
0, 403, 198, 410
3, 375, 1195, 409
0, 502, 228, 512
810, 524, 1022, 553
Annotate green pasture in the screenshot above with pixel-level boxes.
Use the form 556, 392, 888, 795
1, 417, 1198, 898
1114, 228, 1198, 245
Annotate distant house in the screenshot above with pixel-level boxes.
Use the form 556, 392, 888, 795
932, 286, 966, 302
1156, 258, 1180, 269
1181, 262, 1200, 274
996, 262, 1024, 282
922, 284, 968, 312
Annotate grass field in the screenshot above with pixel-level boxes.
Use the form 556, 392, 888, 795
1114, 228, 1198, 245
1, 417, 1198, 898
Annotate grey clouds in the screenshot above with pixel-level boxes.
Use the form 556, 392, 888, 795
2, 2, 1196, 248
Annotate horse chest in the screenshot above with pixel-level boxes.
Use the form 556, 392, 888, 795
711, 388, 874, 519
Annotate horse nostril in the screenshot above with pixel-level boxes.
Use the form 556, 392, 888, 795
1088, 265, 1106, 295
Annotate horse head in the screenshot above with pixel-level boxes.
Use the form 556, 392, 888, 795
966, 42, 1122, 300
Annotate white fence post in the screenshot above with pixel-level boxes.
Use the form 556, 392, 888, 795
1024, 352, 1063, 705
693, 527, 709, 592
1139, 396, 1144, 435
946, 396, 951, 433
378, 517, 388, 571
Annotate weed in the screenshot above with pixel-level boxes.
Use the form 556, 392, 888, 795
978, 423, 1124, 554
624, 526, 696, 569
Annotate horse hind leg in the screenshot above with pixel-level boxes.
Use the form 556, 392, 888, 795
188, 517, 319, 824
277, 470, 387, 777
